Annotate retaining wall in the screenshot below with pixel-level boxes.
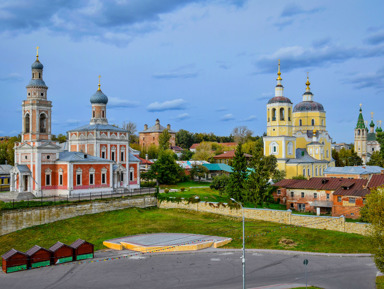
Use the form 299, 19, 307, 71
158, 201, 370, 235
0, 196, 157, 236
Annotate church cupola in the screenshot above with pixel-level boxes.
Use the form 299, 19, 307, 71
90, 76, 108, 125
369, 112, 375, 133
26, 46, 48, 100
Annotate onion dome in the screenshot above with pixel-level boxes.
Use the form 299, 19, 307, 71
355, 105, 366, 129
376, 126, 383, 133
370, 120, 375, 127
26, 79, 47, 88
90, 76, 108, 104
31, 47, 43, 69
293, 74, 324, 112
268, 60, 292, 104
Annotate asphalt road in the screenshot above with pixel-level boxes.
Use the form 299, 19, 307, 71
0, 249, 377, 289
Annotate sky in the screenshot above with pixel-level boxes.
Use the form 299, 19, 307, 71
0, 0, 383, 143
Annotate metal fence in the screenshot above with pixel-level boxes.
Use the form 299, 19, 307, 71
3, 187, 157, 210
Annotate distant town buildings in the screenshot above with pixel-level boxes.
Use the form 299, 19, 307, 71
324, 166, 384, 179
263, 61, 334, 179
139, 119, 176, 149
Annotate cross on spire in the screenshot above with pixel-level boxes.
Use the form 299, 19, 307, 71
98, 75, 101, 91
36, 46, 39, 61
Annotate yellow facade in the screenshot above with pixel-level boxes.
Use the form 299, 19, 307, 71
263, 63, 334, 179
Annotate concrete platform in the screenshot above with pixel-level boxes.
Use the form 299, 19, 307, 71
103, 233, 232, 252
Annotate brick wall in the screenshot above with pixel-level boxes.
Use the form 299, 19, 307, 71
158, 200, 370, 236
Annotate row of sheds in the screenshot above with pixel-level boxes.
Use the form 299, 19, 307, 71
1, 239, 94, 273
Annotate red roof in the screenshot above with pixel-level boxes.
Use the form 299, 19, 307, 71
213, 150, 252, 159
333, 187, 370, 197
134, 155, 153, 165
274, 177, 368, 191
367, 174, 384, 189
189, 142, 237, 150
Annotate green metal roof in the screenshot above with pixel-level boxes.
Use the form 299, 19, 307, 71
356, 108, 366, 129
370, 120, 375, 127
203, 163, 233, 173
367, 132, 377, 141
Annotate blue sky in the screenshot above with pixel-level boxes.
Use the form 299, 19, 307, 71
0, 0, 383, 143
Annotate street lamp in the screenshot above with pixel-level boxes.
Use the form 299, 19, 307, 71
231, 197, 245, 289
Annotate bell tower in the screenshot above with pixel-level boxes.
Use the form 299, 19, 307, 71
354, 104, 368, 163
22, 47, 52, 142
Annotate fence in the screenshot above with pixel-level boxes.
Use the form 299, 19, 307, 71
2, 187, 157, 211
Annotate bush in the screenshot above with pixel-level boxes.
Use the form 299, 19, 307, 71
0, 201, 5, 210
141, 181, 157, 188
164, 189, 169, 194
180, 187, 185, 192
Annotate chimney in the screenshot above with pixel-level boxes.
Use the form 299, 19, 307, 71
167, 124, 171, 130
155, 119, 160, 130
144, 124, 148, 130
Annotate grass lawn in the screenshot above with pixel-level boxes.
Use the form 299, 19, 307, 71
377, 276, 384, 289
160, 181, 210, 189
0, 207, 371, 257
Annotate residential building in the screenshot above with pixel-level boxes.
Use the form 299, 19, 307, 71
213, 150, 252, 165
263, 61, 335, 178
331, 143, 352, 152
139, 119, 176, 149
0, 165, 12, 191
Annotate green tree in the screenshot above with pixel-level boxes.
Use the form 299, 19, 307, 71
225, 143, 248, 202
232, 126, 253, 144
180, 150, 193, 161
367, 151, 384, 167
337, 148, 363, 166
159, 129, 171, 151
360, 186, 384, 273
52, 134, 67, 143
176, 129, 195, 149
190, 164, 209, 181
192, 142, 215, 161
292, 175, 307, 180
210, 174, 230, 195
149, 149, 183, 184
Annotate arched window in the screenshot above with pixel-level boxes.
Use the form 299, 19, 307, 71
39, 113, 47, 133
270, 142, 278, 154
93, 111, 95, 118
130, 167, 134, 181
39, 73, 41, 78
358, 129, 360, 136
288, 108, 291, 121
272, 108, 276, 121
288, 142, 293, 155
299, 119, 302, 126
322, 119, 324, 126
280, 108, 285, 121
25, 114, 30, 133
102, 110, 105, 118
311, 119, 315, 126
267, 109, 270, 122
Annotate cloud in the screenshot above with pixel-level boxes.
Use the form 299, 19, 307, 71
0, 0, 245, 45
312, 37, 332, 48
242, 115, 257, 122
342, 66, 384, 91
0, 73, 23, 82
280, 3, 324, 18
153, 64, 199, 79
175, 113, 190, 120
255, 43, 384, 73
220, 113, 234, 121
365, 30, 384, 45
108, 97, 139, 109
147, 98, 187, 112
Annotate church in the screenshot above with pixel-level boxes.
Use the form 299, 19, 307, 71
354, 105, 382, 164
10, 49, 140, 197
263, 61, 335, 179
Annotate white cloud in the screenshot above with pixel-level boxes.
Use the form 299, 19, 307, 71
147, 98, 187, 112
108, 97, 139, 108
176, 113, 190, 120
221, 113, 234, 121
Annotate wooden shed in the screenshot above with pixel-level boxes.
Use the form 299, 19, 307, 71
26, 245, 52, 269
70, 239, 94, 261
2, 249, 28, 273
49, 242, 74, 265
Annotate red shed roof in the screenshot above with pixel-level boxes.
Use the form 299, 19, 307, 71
333, 187, 370, 197
367, 174, 384, 189
49, 241, 71, 252
274, 177, 368, 191
26, 245, 50, 256
213, 150, 252, 159
134, 155, 153, 165
70, 239, 93, 249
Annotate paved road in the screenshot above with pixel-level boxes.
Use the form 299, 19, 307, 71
0, 249, 377, 289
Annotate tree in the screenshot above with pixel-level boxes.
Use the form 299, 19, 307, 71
232, 126, 253, 144
149, 149, 183, 184
242, 138, 263, 155
51, 134, 67, 143
292, 175, 307, 180
192, 142, 215, 161
225, 143, 248, 202
190, 164, 209, 181
367, 151, 384, 167
122, 121, 138, 144
360, 186, 384, 273
332, 149, 343, 167
176, 129, 195, 149
336, 148, 363, 166
180, 150, 193, 161
159, 129, 171, 151
210, 174, 230, 195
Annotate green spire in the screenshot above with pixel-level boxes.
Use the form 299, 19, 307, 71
356, 106, 366, 129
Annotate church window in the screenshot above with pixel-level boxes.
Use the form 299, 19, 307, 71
41, 93, 44, 96
373, 148, 375, 152
59, 173, 63, 186
308, 168, 310, 177
101, 168, 107, 184
267, 109, 270, 122
315, 168, 318, 176
288, 142, 293, 155
303, 169, 306, 176
28, 92, 30, 96
311, 119, 315, 126
102, 110, 105, 118
25, 114, 30, 133
299, 119, 302, 126
270, 142, 278, 154
46, 174, 51, 186
39, 113, 47, 133
47, 155, 50, 160
326, 150, 329, 158
101, 151, 106, 158
288, 108, 291, 121
280, 108, 285, 121
357, 130, 360, 136
76, 168, 82, 186
130, 167, 134, 181
272, 108, 276, 121
322, 119, 324, 126
319, 167, 322, 175
121, 151, 124, 162
93, 111, 95, 118
39, 73, 41, 78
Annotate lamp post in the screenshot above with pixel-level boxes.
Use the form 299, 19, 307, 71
231, 198, 245, 289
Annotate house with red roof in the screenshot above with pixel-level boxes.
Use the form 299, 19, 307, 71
213, 150, 252, 165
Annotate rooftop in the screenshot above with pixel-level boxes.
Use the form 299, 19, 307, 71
213, 150, 252, 159
68, 123, 128, 133
324, 166, 384, 175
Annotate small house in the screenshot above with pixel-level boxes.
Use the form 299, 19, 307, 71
26, 245, 52, 269
70, 239, 94, 261
49, 242, 74, 265
2, 249, 28, 273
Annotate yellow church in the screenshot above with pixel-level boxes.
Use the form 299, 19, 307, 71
263, 61, 335, 178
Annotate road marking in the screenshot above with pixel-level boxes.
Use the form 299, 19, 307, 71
130, 256, 146, 260
210, 258, 221, 262
253, 253, 263, 256
220, 252, 233, 255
